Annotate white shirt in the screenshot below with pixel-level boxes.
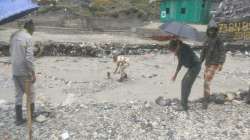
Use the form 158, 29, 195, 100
117, 56, 129, 64
9, 29, 34, 76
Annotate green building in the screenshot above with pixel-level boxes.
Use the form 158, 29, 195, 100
160, 0, 211, 24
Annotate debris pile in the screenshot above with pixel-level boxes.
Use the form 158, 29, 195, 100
215, 0, 250, 21
2, 40, 250, 57
34, 41, 166, 57
156, 88, 250, 107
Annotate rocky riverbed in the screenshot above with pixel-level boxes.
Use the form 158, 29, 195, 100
0, 53, 250, 139
1, 96, 250, 140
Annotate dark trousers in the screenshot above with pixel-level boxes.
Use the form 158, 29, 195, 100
13, 76, 35, 106
181, 64, 201, 107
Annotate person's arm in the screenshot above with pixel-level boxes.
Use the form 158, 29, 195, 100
200, 47, 206, 63
124, 58, 130, 67
200, 41, 208, 63
172, 58, 182, 81
25, 38, 36, 83
9, 38, 13, 65
217, 38, 226, 71
113, 62, 120, 73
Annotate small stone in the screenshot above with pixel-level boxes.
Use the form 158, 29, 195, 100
154, 65, 160, 68
72, 59, 78, 63
209, 94, 217, 102
0, 122, 4, 127
107, 72, 111, 79
151, 121, 158, 127
62, 94, 76, 106
144, 101, 151, 109
232, 100, 242, 104
35, 115, 47, 123
61, 132, 69, 140
155, 96, 171, 106
214, 94, 226, 104
152, 74, 158, 77
0, 99, 7, 105
238, 90, 249, 100
225, 92, 236, 101
246, 89, 250, 104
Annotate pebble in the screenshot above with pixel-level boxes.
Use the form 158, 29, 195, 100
1, 99, 250, 139
215, 95, 226, 104
35, 114, 48, 123
61, 131, 70, 140
155, 96, 172, 106
225, 92, 236, 101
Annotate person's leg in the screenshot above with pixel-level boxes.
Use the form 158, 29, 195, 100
185, 65, 201, 100
181, 65, 201, 110
203, 65, 218, 109
13, 76, 26, 125
119, 64, 128, 81
14, 76, 25, 106
181, 74, 190, 110
123, 63, 129, 78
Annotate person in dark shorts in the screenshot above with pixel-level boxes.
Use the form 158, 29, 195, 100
169, 39, 201, 111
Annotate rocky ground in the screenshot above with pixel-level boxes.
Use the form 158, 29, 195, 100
1, 0, 250, 139
1, 96, 250, 140
0, 52, 250, 140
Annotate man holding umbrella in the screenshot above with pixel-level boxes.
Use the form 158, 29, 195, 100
10, 20, 36, 126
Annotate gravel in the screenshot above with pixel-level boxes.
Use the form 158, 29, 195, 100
1, 96, 250, 140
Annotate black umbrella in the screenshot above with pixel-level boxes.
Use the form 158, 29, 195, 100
160, 21, 202, 43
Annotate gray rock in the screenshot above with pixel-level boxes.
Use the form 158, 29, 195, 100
246, 87, 250, 104
155, 96, 171, 106
214, 94, 226, 104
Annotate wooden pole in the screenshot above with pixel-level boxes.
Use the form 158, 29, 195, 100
25, 79, 32, 140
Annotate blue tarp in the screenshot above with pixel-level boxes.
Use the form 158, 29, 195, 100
0, 0, 39, 24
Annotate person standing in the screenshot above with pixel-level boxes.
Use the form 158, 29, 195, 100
170, 39, 201, 111
200, 22, 226, 109
9, 20, 36, 126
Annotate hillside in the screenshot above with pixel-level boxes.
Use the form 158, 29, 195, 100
36, 0, 160, 19
11, 0, 159, 30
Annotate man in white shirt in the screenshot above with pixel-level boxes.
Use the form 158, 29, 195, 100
113, 55, 129, 82
9, 20, 36, 126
